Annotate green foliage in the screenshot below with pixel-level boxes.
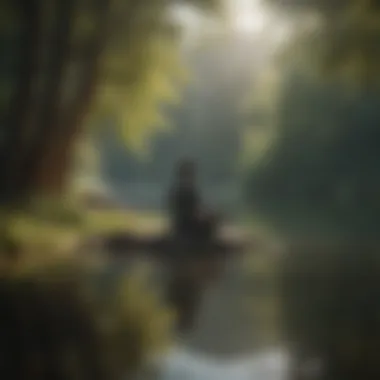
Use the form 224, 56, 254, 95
54, 0, 223, 156
267, 0, 352, 14
246, 66, 380, 238
88, 0, 222, 152
245, 19, 380, 376
0, 0, 221, 204
98, 34, 256, 187
90, 1, 181, 151
268, 0, 380, 83
241, 66, 282, 168
247, 4, 380, 378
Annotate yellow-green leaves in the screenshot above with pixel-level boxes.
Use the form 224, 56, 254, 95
55, 0, 220, 154
86, 0, 194, 153
269, 0, 380, 84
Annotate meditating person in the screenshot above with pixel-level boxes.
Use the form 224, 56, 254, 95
168, 159, 218, 243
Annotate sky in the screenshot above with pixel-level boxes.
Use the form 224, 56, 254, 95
227, 0, 269, 34
170, 0, 293, 49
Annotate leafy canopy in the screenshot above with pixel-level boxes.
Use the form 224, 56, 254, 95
268, 0, 380, 83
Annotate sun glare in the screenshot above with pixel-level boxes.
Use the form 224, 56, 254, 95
170, 0, 290, 49
235, 11, 266, 33
229, 0, 268, 34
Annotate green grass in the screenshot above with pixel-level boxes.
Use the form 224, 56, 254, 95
2, 206, 167, 261
85, 209, 167, 236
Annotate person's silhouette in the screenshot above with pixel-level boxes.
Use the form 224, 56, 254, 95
168, 159, 218, 242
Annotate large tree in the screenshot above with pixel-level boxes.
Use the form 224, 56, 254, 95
0, 0, 218, 206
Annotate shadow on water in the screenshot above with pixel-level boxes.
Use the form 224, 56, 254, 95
126, 248, 290, 380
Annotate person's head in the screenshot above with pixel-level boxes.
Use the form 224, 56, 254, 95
176, 159, 196, 184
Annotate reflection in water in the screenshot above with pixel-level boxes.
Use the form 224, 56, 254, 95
157, 346, 288, 380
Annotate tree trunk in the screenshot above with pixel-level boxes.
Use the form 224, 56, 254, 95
31, 126, 81, 195
0, 0, 41, 204
28, 0, 111, 197
12, 0, 76, 201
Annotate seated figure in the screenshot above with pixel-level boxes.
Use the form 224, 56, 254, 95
168, 159, 219, 243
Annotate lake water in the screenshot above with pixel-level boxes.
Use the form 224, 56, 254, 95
154, 346, 289, 380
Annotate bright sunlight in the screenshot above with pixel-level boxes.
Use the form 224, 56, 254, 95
228, 0, 269, 34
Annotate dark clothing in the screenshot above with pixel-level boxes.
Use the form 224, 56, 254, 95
169, 182, 218, 242
169, 183, 200, 238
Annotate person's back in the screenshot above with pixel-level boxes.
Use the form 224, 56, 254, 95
168, 160, 219, 243
169, 160, 200, 239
